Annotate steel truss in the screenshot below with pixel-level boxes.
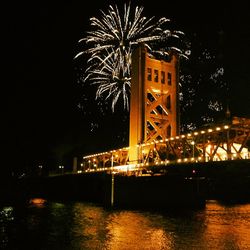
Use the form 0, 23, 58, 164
81, 117, 250, 172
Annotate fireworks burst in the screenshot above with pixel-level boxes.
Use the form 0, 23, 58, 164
75, 2, 186, 111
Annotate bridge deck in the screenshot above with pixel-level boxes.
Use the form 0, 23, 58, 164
80, 117, 250, 175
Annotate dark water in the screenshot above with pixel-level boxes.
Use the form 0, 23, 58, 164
1, 199, 250, 250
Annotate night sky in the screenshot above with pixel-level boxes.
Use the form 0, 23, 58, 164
3, 1, 250, 174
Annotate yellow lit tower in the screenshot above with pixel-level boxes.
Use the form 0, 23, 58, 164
129, 44, 180, 164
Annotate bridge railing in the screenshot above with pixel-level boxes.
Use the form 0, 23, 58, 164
80, 117, 250, 174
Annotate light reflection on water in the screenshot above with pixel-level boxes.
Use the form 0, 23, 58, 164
1, 200, 250, 249
203, 200, 250, 250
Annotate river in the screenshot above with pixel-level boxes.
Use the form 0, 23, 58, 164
1, 199, 250, 249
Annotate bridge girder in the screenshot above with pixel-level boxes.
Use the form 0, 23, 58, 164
81, 117, 250, 172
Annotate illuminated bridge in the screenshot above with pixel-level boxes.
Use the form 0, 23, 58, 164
19, 45, 249, 209
81, 117, 250, 174
79, 45, 250, 176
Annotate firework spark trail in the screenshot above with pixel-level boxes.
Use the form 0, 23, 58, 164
90, 49, 131, 110
75, 2, 186, 111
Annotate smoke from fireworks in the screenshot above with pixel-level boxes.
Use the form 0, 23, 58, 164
75, 2, 186, 111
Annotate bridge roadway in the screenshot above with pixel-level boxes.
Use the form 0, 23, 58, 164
81, 117, 250, 173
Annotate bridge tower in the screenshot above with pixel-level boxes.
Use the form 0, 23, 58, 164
129, 44, 180, 164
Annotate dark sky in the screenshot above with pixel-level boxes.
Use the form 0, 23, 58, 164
3, 1, 250, 173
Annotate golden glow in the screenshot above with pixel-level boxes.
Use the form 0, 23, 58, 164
29, 198, 46, 207
113, 164, 136, 172
205, 143, 249, 161
82, 118, 249, 172
105, 211, 174, 249
68, 201, 250, 249
203, 201, 250, 249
